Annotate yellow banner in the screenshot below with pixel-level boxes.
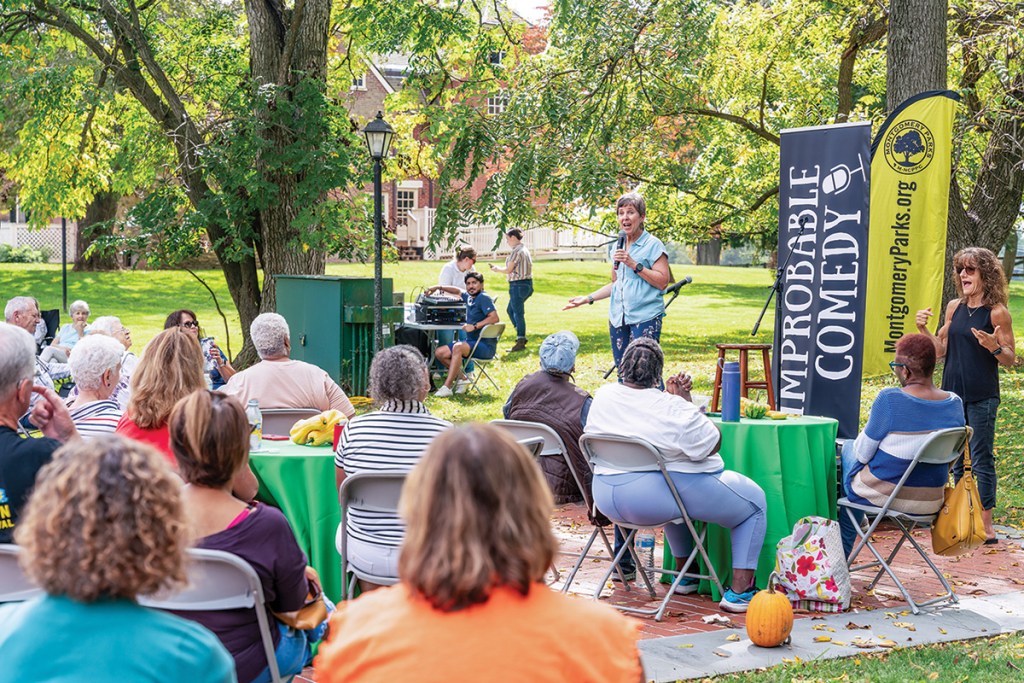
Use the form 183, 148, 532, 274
862, 91, 959, 375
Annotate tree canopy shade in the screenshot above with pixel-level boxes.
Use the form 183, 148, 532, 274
418, 0, 1022, 263
0, 0, 371, 361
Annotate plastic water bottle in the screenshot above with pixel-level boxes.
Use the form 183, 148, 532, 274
203, 371, 213, 391
246, 399, 262, 450
636, 529, 656, 582
721, 360, 741, 422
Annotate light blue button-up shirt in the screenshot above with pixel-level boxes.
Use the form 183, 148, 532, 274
608, 230, 668, 326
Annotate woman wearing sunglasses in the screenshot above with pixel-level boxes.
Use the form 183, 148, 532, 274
165, 309, 236, 387
916, 247, 1015, 544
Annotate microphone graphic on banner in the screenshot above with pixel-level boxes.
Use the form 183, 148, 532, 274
613, 231, 626, 270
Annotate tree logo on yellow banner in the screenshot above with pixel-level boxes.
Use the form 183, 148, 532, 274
882, 119, 935, 175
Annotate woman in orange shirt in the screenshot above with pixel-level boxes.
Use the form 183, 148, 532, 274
316, 423, 643, 683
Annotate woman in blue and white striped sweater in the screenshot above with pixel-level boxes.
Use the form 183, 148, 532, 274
839, 333, 965, 557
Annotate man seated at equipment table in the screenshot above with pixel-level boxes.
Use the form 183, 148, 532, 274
426, 271, 499, 398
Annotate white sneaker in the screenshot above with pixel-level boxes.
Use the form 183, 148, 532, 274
434, 385, 453, 398
455, 379, 471, 394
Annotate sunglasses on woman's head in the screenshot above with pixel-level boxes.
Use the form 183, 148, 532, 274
180, 320, 199, 329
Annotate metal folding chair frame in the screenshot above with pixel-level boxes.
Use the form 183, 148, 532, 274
839, 426, 970, 614
462, 323, 505, 394
0, 543, 44, 603
260, 408, 322, 435
337, 472, 407, 599
579, 433, 725, 621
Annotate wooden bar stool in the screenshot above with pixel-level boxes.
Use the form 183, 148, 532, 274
711, 343, 775, 412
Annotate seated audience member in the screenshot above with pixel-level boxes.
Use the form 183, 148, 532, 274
165, 309, 235, 387
222, 313, 355, 417
65, 316, 137, 410
39, 299, 90, 364
503, 330, 593, 505
335, 345, 452, 589
316, 424, 641, 683
0, 436, 234, 682
427, 271, 499, 398
0, 322, 78, 543
171, 390, 327, 683
437, 246, 477, 291
116, 328, 206, 461
839, 333, 966, 557
66, 334, 125, 437
5, 297, 57, 415
586, 337, 767, 613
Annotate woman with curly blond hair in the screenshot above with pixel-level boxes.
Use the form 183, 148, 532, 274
917, 246, 1016, 543
0, 436, 234, 682
316, 424, 642, 683
116, 328, 206, 462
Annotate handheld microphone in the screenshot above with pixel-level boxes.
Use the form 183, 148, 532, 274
613, 231, 626, 270
664, 276, 692, 296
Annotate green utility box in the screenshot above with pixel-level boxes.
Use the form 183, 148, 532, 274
275, 276, 404, 396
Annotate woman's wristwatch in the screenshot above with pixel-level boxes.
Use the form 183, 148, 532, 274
991, 346, 1003, 356
634, 262, 645, 274
587, 295, 594, 305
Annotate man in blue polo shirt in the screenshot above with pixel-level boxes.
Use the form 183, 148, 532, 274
431, 271, 499, 397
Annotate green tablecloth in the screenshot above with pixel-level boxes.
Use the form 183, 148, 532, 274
250, 441, 342, 602
662, 415, 838, 599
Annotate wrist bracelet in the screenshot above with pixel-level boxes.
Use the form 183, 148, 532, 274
991, 346, 1003, 356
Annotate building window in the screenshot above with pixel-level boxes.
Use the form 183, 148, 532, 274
489, 50, 505, 67
351, 73, 366, 90
486, 92, 509, 116
396, 190, 417, 226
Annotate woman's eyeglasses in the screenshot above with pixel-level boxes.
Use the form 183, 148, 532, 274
180, 320, 200, 329
954, 265, 977, 275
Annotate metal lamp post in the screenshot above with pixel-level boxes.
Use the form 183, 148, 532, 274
362, 111, 395, 354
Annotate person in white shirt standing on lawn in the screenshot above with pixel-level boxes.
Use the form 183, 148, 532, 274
490, 229, 532, 353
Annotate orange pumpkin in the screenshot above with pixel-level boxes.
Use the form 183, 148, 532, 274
745, 573, 794, 647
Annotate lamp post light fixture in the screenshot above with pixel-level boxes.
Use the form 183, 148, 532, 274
362, 111, 395, 354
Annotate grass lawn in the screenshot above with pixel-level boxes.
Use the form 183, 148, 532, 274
4, 259, 1023, 523
702, 632, 1024, 682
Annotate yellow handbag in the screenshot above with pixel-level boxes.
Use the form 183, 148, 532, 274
273, 566, 329, 631
931, 442, 987, 557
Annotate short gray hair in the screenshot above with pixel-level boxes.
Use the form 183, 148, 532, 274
369, 345, 428, 403
4, 296, 36, 322
89, 316, 123, 336
616, 191, 646, 218
250, 313, 290, 359
68, 334, 124, 392
69, 300, 90, 315
619, 337, 663, 389
0, 322, 37, 400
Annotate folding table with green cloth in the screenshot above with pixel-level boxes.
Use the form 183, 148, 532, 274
250, 441, 342, 602
660, 415, 839, 600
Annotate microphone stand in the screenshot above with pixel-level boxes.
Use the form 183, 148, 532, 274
751, 218, 808, 402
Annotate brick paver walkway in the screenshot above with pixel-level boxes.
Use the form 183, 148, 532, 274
298, 502, 1023, 681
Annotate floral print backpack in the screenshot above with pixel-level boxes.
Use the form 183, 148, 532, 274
775, 516, 851, 613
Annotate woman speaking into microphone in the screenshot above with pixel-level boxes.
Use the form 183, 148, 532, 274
564, 192, 671, 374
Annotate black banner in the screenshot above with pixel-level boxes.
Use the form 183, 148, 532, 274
773, 123, 871, 439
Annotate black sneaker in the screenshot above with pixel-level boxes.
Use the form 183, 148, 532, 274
611, 568, 636, 582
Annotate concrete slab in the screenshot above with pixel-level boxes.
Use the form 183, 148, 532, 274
638, 590, 1024, 682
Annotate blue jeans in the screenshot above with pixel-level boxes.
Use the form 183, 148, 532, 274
838, 439, 863, 558
954, 397, 999, 510
251, 596, 336, 683
595, 469, 767, 571
507, 279, 533, 340
609, 316, 663, 379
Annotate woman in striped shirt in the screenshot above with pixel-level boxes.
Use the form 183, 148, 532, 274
335, 345, 452, 591
66, 334, 125, 438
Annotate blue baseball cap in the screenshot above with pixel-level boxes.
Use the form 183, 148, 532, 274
539, 331, 579, 374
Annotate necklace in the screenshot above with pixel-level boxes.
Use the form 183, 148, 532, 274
966, 303, 983, 317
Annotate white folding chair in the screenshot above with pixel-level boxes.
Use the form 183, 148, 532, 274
139, 548, 283, 683
0, 544, 44, 603
260, 408, 322, 435
839, 426, 970, 614
579, 433, 725, 621
336, 472, 407, 599
462, 323, 505, 394
518, 436, 545, 458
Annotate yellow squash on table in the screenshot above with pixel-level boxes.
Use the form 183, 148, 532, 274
290, 410, 346, 446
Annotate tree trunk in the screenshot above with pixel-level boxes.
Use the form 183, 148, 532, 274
695, 238, 722, 265
1002, 229, 1019, 281
886, 0, 946, 110
73, 191, 120, 271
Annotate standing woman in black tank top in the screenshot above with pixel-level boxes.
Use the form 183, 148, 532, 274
916, 247, 1015, 543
